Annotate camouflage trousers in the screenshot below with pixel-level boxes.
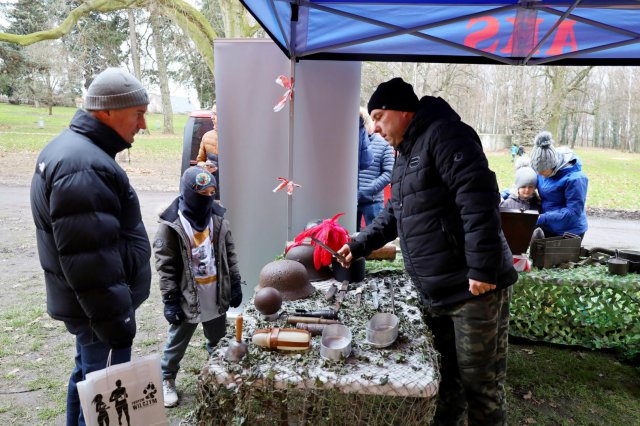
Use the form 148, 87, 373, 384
423, 287, 512, 426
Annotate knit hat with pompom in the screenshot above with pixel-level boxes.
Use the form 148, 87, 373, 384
529, 131, 560, 173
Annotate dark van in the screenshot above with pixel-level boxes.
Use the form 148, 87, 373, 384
181, 110, 213, 174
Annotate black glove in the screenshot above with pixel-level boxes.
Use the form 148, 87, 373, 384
230, 284, 243, 308
163, 299, 185, 325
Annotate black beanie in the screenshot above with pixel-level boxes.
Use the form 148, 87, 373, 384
367, 77, 419, 114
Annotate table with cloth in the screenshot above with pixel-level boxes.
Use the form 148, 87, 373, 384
197, 273, 440, 425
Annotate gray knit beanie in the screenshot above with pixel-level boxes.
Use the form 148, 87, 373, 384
514, 157, 537, 188
84, 68, 149, 110
529, 131, 560, 173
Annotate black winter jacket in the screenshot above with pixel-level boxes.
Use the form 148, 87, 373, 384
30, 109, 151, 348
349, 97, 517, 307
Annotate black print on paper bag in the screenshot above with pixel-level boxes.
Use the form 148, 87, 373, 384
109, 379, 130, 426
90, 377, 161, 425
91, 394, 110, 426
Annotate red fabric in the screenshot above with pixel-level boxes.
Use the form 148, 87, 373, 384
287, 213, 350, 270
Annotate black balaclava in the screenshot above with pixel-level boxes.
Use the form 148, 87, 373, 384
178, 166, 216, 232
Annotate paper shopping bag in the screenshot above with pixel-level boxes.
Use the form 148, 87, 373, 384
77, 353, 167, 426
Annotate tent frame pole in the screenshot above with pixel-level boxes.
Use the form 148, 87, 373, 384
522, 0, 580, 64
298, 0, 517, 64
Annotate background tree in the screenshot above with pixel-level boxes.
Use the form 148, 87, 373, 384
0, 0, 50, 100
541, 66, 594, 143
0, 0, 260, 126
148, 2, 173, 133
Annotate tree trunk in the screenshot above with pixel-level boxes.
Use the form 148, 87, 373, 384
217, 0, 255, 37
149, 5, 173, 134
128, 10, 141, 80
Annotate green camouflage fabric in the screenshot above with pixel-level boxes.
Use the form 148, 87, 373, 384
422, 287, 512, 426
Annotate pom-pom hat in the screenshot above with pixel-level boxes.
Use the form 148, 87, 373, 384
530, 131, 561, 173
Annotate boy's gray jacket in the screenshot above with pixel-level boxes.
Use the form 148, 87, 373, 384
154, 198, 241, 323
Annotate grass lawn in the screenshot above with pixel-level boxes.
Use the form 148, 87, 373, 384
508, 341, 640, 425
0, 103, 186, 159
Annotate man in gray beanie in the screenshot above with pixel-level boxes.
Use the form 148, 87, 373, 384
339, 78, 517, 425
30, 68, 151, 425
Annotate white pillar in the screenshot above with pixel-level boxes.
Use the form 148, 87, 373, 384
215, 39, 361, 305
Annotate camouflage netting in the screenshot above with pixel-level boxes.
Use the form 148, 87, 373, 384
197, 273, 440, 425
510, 265, 640, 350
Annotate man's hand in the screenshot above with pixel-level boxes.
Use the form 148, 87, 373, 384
336, 244, 353, 268
468, 279, 496, 296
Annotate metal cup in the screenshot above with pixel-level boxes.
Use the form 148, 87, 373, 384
320, 324, 352, 361
366, 312, 399, 348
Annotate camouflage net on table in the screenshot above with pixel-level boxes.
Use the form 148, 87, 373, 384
510, 265, 640, 350
196, 273, 440, 425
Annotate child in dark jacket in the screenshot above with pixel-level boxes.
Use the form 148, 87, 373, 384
154, 166, 243, 408
500, 158, 541, 212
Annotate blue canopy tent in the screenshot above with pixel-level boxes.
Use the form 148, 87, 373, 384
240, 0, 640, 65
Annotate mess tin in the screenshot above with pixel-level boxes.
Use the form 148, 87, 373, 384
365, 312, 399, 348
320, 324, 352, 361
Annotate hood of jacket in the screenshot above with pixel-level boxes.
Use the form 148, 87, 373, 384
552, 148, 581, 177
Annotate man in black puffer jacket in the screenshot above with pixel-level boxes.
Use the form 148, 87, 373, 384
30, 68, 151, 426
338, 78, 517, 426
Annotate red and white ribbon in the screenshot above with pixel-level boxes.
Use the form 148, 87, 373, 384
273, 75, 294, 112
513, 254, 531, 272
272, 177, 301, 195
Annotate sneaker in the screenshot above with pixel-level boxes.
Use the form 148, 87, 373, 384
163, 379, 179, 408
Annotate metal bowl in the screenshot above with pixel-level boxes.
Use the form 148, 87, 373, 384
320, 324, 352, 361
365, 313, 399, 348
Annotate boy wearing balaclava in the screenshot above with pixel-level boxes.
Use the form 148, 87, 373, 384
154, 166, 244, 408
529, 131, 589, 238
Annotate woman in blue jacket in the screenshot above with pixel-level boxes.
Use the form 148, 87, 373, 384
530, 131, 588, 238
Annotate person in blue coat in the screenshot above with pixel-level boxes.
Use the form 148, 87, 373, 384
358, 113, 373, 171
529, 131, 588, 238
357, 108, 395, 231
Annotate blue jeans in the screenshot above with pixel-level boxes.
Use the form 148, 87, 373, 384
161, 314, 226, 380
356, 202, 384, 231
65, 322, 131, 426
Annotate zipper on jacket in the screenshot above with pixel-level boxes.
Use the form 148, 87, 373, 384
213, 217, 225, 306
160, 218, 199, 314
